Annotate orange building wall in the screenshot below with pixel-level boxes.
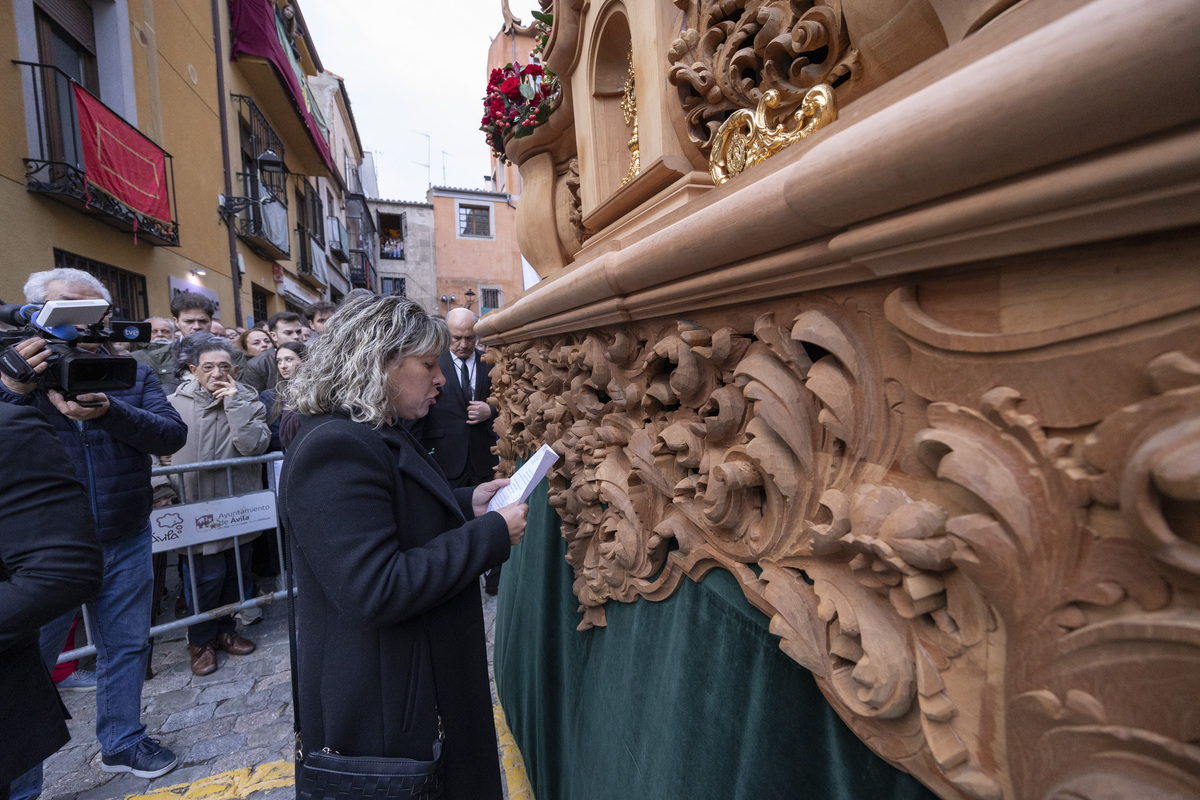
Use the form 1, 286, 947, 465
431, 191, 522, 317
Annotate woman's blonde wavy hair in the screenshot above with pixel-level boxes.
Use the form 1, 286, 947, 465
285, 294, 448, 427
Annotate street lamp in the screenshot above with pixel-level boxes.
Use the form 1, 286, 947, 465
218, 150, 291, 218
464, 289, 476, 310
257, 148, 287, 175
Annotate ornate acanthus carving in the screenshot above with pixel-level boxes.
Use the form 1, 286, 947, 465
490, 290, 1200, 799
620, 46, 640, 187
709, 85, 837, 185
563, 157, 591, 244
668, 0, 858, 152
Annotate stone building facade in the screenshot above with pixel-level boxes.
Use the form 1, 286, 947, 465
368, 198, 436, 312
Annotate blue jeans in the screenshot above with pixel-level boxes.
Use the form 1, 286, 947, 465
10, 528, 154, 799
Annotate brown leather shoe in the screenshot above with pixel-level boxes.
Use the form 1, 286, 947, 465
216, 631, 256, 655
188, 642, 217, 676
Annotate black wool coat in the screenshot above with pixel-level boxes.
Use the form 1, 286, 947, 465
0, 403, 103, 785
410, 352, 498, 486
280, 412, 510, 800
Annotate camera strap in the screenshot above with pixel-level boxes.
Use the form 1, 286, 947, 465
0, 345, 38, 385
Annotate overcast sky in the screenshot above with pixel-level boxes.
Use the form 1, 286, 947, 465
299, 0, 541, 202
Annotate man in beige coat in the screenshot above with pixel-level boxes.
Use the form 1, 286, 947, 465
168, 334, 271, 676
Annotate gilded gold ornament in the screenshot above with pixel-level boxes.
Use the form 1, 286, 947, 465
620, 46, 640, 187
709, 85, 837, 186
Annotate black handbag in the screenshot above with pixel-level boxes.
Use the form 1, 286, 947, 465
285, 535, 445, 800
295, 745, 444, 800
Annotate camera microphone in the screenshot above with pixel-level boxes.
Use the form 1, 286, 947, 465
0, 303, 36, 329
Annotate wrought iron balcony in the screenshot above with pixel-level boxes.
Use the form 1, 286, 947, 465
327, 215, 350, 260
231, 171, 290, 259
16, 61, 180, 246
297, 226, 329, 288
348, 249, 378, 292
344, 195, 375, 244
347, 163, 366, 196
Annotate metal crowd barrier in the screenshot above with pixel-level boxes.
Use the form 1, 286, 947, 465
57, 452, 290, 664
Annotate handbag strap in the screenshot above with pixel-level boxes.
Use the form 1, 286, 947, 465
284, 525, 303, 756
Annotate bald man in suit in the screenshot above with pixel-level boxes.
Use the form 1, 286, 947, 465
411, 308, 501, 592
413, 308, 499, 488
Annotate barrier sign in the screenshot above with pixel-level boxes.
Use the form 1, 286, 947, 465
151, 491, 276, 553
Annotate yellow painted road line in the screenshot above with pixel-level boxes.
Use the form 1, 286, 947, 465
123, 760, 292, 800
494, 682, 535, 800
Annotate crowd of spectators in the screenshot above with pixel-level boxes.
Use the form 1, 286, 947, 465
0, 271, 324, 796
0, 274, 511, 799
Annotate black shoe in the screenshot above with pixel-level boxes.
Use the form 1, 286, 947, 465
101, 737, 178, 779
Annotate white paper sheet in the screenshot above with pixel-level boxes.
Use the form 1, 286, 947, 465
487, 443, 559, 512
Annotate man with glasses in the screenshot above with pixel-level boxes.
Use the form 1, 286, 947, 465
167, 334, 270, 675
133, 292, 244, 394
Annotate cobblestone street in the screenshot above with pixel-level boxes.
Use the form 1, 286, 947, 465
39, 586, 524, 800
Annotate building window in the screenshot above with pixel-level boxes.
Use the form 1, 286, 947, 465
53, 249, 147, 321
306, 180, 325, 248
480, 286, 502, 314
379, 212, 406, 259
381, 277, 406, 296
251, 285, 269, 327
35, 6, 98, 168
458, 204, 490, 238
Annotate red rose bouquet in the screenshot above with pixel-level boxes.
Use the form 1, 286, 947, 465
481, 60, 559, 165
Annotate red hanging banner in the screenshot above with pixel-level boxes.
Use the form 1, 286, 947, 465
72, 84, 170, 223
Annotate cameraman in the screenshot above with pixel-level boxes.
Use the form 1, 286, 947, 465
0, 268, 186, 787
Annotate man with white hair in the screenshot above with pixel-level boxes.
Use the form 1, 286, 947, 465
145, 317, 176, 344
1, 268, 186, 790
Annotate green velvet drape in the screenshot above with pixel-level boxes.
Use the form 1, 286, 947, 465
494, 477, 940, 800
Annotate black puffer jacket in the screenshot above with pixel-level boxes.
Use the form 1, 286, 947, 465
0, 362, 187, 541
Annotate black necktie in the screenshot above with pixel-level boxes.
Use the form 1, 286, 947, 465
460, 358, 471, 402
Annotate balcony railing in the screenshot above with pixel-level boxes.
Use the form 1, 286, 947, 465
297, 227, 329, 288
16, 61, 180, 246
327, 216, 349, 260
232, 95, 287, 200
344, 195, 375, 245
348, 249, 377, 292
347, 163, 365, 196
233, 171, 289, 260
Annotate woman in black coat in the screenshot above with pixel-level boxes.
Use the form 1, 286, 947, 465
279, 295, 527, 799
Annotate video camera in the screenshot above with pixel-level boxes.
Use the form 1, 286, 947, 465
0, 299, 150, 396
